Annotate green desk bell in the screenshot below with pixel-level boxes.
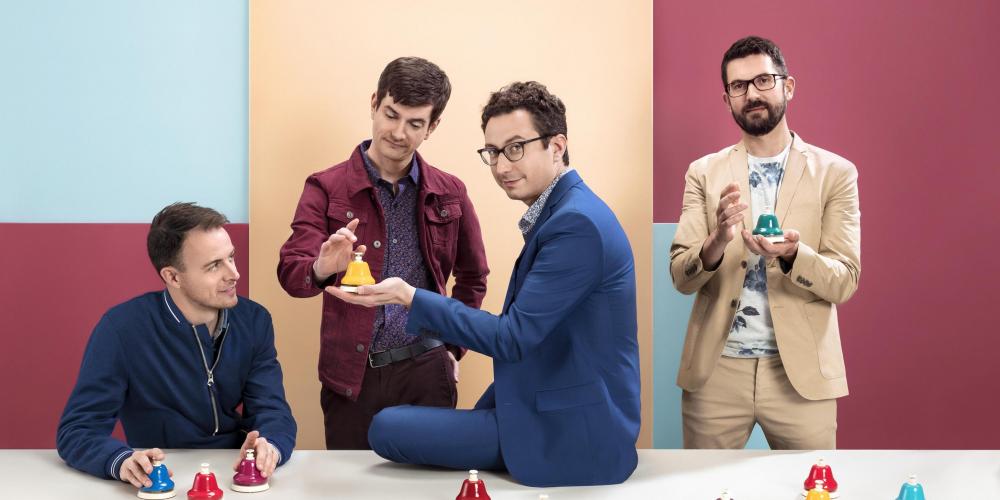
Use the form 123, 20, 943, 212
752, 213, 784, 243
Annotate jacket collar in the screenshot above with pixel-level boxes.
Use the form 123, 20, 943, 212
523, 169, 583, 241
729, 131, 809, 231
343, 143, 451, 198
162, 289, 229, 334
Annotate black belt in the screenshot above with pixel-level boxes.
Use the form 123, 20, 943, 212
368, 338, 444, 368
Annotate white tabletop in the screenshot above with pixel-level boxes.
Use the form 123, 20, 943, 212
2, 449, 997, 499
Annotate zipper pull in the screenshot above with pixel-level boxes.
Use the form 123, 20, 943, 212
207, 373, 215, 387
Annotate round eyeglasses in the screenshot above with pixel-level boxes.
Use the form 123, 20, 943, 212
725, 73, 788, 97
477, 135, 552, 166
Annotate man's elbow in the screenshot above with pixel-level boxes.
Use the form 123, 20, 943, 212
669, 264, 700, 295
827, 267, 860, 305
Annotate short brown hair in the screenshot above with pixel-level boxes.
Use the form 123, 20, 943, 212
376, 57, 451, 123
722, 36, 788, 88
147, 202, 229, 274
480, 81, 569, 165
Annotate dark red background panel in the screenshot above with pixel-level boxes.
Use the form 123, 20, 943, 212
654, 0, 1000, 448
0, 223, 249, 448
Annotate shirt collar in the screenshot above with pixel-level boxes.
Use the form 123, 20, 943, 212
747, 139, 792, 166
518, 167, 573, 235
360, 139, 420, 187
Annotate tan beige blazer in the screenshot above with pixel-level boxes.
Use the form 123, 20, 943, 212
669, 133, 860, 400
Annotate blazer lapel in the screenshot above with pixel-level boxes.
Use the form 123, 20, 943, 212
503, 240, 531, 313
775, 133, 808, 225
728, 144, 752, 234
501, 263, 518, 313
524, 170, 582, 241
502, 170, 583, 312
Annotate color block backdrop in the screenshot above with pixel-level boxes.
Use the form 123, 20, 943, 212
249, 0, 653, 450
3, 0, 998, 453
652, 0, 1000, 449
0, 1, 250, 447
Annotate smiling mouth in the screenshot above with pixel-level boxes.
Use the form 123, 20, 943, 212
745, 106, 766, 114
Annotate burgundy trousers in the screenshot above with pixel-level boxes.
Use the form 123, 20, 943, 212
320, 345, 457, 449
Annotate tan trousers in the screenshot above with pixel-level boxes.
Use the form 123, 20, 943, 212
682, 355, 837, 449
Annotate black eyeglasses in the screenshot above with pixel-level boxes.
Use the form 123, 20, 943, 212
725, 73, 788, 97
477, 135, 552, 166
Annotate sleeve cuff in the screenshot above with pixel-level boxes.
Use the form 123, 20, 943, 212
107, 447, 133, 480
785, 243, 817, 288
779, 255, 794, 274
310, 264, 338, 290
404, 289, 430, 335
405, 290, 445, 340
270, 442, 284, 466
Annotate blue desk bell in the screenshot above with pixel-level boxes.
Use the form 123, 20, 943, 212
137, 459, 176, 499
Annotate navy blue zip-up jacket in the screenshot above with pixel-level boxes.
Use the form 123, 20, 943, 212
57, 291, 297, 480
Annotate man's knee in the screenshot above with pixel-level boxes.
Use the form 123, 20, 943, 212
367, 406, 411, 459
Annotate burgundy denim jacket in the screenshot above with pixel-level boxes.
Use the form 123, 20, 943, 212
277, 145, 489, 401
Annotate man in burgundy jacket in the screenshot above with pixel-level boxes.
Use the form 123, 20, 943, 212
277, 57, 489, 449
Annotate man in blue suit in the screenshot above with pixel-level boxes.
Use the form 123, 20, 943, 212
327, 81, 640, 487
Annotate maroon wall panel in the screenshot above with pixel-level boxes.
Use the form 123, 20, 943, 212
654, 0, 1000, 448
0, 223, 249, 448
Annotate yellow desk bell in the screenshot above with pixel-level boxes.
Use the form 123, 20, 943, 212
805, 480, 832, 500
340, 251, 375, 293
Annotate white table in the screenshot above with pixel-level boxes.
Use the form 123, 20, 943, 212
2, 449, 997, 499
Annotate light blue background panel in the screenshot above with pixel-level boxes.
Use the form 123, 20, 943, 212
653, 223, 768, 449
0, 1, 248, 223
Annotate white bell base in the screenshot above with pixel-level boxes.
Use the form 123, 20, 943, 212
764, 235, 785, 243
137, 489, 176, 499
231, 482, 270, 493
339, 285, 359, 293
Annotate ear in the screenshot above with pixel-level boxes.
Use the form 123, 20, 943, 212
783, 75, 796, 101
370, 92, 379, 118
549, 134, 568, 166
160, 266, 181, 289
425, 118, 440, 139
723, 92, 731, 108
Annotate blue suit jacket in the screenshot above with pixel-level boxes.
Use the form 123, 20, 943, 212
406, 170, 640, 486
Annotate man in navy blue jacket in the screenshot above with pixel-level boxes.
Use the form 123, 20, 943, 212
57, 203, 297, 489
329, 82, 640, 487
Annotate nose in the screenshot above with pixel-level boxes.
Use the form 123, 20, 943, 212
493, 155, 513, 175
391, 120, 406, 140
225, 259, 240, 282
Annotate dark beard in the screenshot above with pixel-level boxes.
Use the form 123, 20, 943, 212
732, 97, 786, 136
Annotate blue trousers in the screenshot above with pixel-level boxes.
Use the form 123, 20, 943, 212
367, 404, 506, 471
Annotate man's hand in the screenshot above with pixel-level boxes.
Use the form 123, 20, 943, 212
234, 430, 279, 478
119, 448, 170, 488
741, 228, 800, 263
325, 277, 417, 308
446, 350, 460, 383
313, 218, 367, 282
700, 183, 748, 269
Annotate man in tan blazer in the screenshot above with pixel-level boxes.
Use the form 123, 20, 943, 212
670, 36, 860, 449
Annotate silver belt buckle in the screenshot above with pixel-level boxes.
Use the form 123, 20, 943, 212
368, 350, 388, 368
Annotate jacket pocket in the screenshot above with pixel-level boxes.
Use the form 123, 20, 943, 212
682, 292, 714, 369
802, 299, 846, 379
536, 381, 604, 412
424, 198, 462, 246
326, 202, 367, 236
